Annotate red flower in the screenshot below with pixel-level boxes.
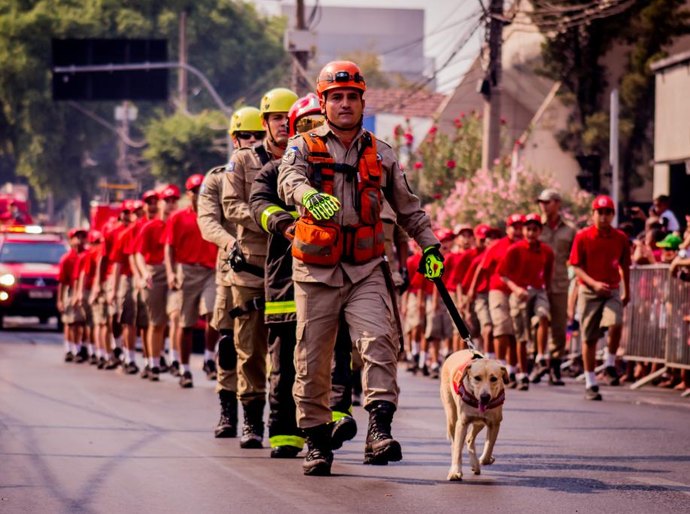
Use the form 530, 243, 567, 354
404, 132, 414, 145
453, 118, 463, 128
435, 179, 444, 186
428, 125, 438, 135
446, 160, 456, 169
500, 117, 507, 125
460, 111, 466, 118
433, 193, 442, 200
413, 161, 423, 170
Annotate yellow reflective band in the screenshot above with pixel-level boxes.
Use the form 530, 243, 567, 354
290, 210, 299, 219
332, 410, 352, 422
269, 435, 305, 449
264, 300, 296, 315
260, 205, 286, 232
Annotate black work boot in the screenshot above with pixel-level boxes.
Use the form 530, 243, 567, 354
331, 413, 357, 450
239, 400, 264, 449
549, 358, 565, 386
364, 401, 402, 465
303, 424, 333, 476
214, 390, 238, 438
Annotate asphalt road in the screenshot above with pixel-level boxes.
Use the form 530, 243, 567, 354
1, 319, 689, 513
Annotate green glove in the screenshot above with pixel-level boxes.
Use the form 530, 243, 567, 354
419, 245, 444, 280
302, 189, 341, 221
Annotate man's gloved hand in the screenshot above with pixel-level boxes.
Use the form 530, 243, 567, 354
419, 245, 444, 280
302, 189, 341, 221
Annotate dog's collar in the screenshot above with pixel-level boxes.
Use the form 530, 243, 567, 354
457, 381, 505, 412
451, 350, 487, 396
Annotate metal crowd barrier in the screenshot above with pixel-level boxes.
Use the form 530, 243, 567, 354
623, 264, 690, 389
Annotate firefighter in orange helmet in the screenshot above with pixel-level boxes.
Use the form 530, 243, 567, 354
277, 61, 442, 475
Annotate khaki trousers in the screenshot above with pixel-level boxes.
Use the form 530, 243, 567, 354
548, 291, 568, 359
294, 266, 399, 429
232, 284, 267, 404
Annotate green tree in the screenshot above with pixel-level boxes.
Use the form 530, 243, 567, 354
143, 109, 227, 184
0, 0, 288, 212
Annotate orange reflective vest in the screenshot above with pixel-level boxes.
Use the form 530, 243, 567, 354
291, 131, 385, 266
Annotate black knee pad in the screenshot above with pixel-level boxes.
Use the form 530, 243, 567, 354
218, 333, 237, 370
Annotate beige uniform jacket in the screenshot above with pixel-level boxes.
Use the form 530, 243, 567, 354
540, 216, 576, 294
222, 145, 273, 289
198, 166, 237, 287
277, 123, 438, 287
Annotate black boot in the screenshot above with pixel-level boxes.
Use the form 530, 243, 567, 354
303, 424, 333, 476
549, 358, 565, 386
364, 401, 402, 465
239, 399, 264, 449
214, 390, 238, 438
331, 413, 357, 450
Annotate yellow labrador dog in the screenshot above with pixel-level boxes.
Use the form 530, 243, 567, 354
440, 349, 508, 481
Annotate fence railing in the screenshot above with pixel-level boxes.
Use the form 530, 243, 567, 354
622, 264, 690, 388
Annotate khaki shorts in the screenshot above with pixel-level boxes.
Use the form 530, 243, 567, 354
91, 289, 109, 326
142, 264, 168, 326
211, 284, 234, 331
404, 292, 423, 333
133, 286, 149, 328
82, 289, 94, 327
105, 275, 117, 319
489, 290, 514, 337
578, 287, 623, 343
116, 276, 136, 326
61, 287, 85, 325
167, 289, 182, 316
178, 263, 215, 328
509, 288, 550, 343
424, 297, 452, 341
473, 292, 492, 330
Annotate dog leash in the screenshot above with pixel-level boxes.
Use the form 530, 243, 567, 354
433, 278, 477, 351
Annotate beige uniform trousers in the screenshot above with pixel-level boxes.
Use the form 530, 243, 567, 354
232, 284, 267, 404
294, 266, 399, 429
548, 291, 568, 359
215, 284, 238, 394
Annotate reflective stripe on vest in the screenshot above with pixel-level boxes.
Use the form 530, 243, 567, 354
260, 205, 286, 233
269, 434, 305, 449
332, 410, 352, 422
264, 300, 296, 315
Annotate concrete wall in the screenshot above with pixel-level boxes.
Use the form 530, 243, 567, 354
655, 63, 690, 164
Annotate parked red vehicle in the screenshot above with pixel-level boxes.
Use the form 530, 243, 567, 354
0, 226, 68, 329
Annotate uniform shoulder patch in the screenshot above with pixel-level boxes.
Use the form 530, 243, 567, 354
282, 145, 300, 165
375, 136, 393, 150
227, 161, 236, 172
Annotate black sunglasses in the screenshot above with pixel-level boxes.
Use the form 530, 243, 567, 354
235, 131, 264, 141
332, 71, 364, 83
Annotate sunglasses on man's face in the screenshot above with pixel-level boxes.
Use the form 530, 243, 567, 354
235, 131, 264, 141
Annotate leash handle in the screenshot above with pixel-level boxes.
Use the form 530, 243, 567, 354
432, 277, 476, 351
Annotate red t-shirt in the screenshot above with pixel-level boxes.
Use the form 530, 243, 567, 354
499, 240, 555, 290
79, 245, 101, 290
112, 226, 134, 277
123, 218, 146, 256
569, 225, 631, 288
446, 247, 477, 291
136, 218, 166, 265
461, 250, 488, 295
165, 207, 217, 269
406, 253, 424, 294
102, 222, 125, 277
58, 248, 79, 287
480, 237, 515, 294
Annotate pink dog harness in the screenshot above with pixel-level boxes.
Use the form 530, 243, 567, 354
451, 350, 505, 413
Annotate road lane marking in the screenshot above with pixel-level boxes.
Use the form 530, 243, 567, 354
628, 476, 690, 497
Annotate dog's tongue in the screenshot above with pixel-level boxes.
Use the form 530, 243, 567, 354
479, 403, 488, 413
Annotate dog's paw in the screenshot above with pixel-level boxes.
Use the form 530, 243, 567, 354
447, 471, 463, 481
472, 465, 481, 475
480, 455, 495, 465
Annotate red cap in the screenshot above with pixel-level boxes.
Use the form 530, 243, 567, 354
474, 224, 491, 239
87, 230, 102, 244
121, 199, 135, 212
435, 228, 455, 243
159, 184, 181, 200
454, 223, 474, 236
185, 174, 204, 191
132, 200, 145, 211
68, 228, 87, 239
524, 213, 543, 226
142, 189, 158, 202
592, 195, 615, 211
506, 214, 526, 226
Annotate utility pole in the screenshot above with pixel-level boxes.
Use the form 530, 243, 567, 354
178, 10, 188, 111
610, 89, 620, 226
481, 0, 504, 171
292, 0, 309, 95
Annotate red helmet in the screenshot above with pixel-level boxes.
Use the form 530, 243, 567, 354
288, 93, 323, 137
185, 174, 204, 191
316, 61, 366, 99
159, 184, 181, 200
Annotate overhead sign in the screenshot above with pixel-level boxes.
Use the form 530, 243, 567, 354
52, 39, 168, 101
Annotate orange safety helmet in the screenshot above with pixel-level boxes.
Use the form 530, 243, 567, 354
316, 61, 366, 99
287, 93, 323, 137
